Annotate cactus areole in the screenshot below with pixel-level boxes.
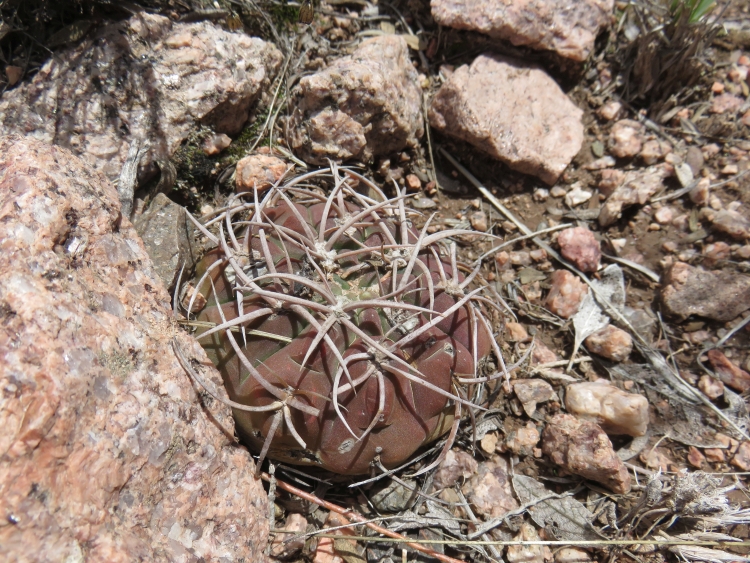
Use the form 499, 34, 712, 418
190, 167, 499, 475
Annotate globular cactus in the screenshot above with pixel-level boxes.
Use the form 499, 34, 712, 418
184, 164, 504, 475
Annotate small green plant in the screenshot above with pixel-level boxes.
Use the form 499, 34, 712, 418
182, 164, 506, 475
669, 0, 715, 24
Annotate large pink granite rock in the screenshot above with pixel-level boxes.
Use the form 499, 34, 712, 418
286, 35, 424, 164
0, 136, 269, 562
429, 54, 583, 185
0, 14, 282, 183
431, 0, 614, 62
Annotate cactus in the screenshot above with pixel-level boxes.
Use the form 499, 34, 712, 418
183, 164, 505, 475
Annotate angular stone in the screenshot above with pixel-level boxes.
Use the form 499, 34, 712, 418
608, 119, 644, 158
0, 14, 281, 185
429, 54, 583, 185
564, 380, 648, 436
661, 262, 750, 321
711, 209, 750, 240
731, 441, 750, 471
545, 270, 588, 318
599, 165, 668, 227
463, 457, 519, 519
235, 154, 290, 193
287, 35, 423, 165
557, 226, 601, 273
542, 414, 631, 493
134, 193, 197, 291
430, 0, 613, 62
0, 136, 268, 560
707, 349, 750, 393
513, 379, 556, 417
432, 449, 478, 490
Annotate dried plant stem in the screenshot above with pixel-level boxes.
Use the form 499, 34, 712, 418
260, 472, 466, 563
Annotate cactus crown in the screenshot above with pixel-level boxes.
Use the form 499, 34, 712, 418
185, 164, 505, 475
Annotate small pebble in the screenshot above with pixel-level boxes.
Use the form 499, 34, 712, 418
608, 119, 643, 158
654, 206, 674, 224
545, 270, 587, 318
598, 100, 622, 121
470, 210, 488, 231
698, 374, 724, 399
550, 186, 567, 198
533, 188, 550, 202
689, 177, 710, 205
202, 133, 232, 156
557, 226, 601, 272
687, 446, 706, 469
405, 173, 421, 192
564, 185, 593, 207
584, 325, 633, 363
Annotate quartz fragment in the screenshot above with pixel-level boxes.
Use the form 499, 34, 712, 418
564, 380, 649, 436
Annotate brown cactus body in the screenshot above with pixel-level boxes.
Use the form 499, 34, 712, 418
189, 168, 498, 475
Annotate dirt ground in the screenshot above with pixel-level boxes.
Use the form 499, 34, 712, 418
2, 1, 749, 562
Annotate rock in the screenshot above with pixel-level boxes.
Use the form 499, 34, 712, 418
505, 422, 541, 455
731, 442, 750, 471
405, 173, 421, 192
583, 325, 633, 362
133, 193, 197, 291
661, 262, 750, 321
698, 375, 724, 399
287, 35, 423, 165
564, 184, 593, 207
598, 168, 625, 196
707, 349, 750, 392
271, 513, 308, 558
235, 154, 290, 193
685, 146, 704, 175
506, 322, 529, 342
703, 241, 731, 268
709, 93, 744, 114
545, 270, 588, 318
513, 379, 556, 417
542, 414, 631, 493
564, 380, 648, 436
586, 155, 617, 170
534, 188, 550, 201
654, 206, 674, 225
510, 250, 532, 267
370, 479, 417, 513
0, 136, 268, 560
432, 449, 478, 490
470, 210, 488, 231
313, 512, 356, 563
557, 226, 601, 273
608, 119, 644, 158
506, 523, 550, 563
598, 101, 622, 121
0, 14, 281, 184
480, 433, 499, 454
5, 65, 23, 86
429, 54, 584, 185
462, 457, 519, 519
203, 133, 232, 156
687, 446, 706, 469
640, 447, 672, 471
711, 209, 750, 239
555, 547, 593, 563
639, 139, 669, 165
430, 0, 613, 62
599, 166, 668, 227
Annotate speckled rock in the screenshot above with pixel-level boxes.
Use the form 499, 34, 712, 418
661, 262, 750, 322
513, 379, 556, 417
133, 193, 197, 291
429, 54, 583, 185
583, 325, 633, 362
564, 380, 648, 436
608, 119, 644, 158
0, 136, 269, 562
462, 457, 519, 519
0, 14, 281, 184
598, 165, 669, 227
557, 226, 601, 272
545, 270, 588, 318
432, 449, 478, 490
235, 154, 290, 193
430, 0, 613, 62
710, 208, 750, 240
542, 414, 631, 493
286, 35, 423, 165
